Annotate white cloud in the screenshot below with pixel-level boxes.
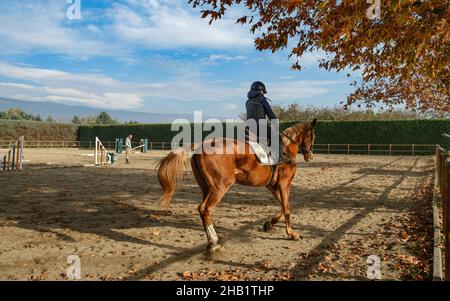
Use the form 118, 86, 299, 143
109, 1, 253, 49
86, 25, 101, 35
223, 103, 239, 111
199, 54, 251, 66
0, 62, 341, 110
280, 76, 294, 80
268, 80, 341, 101
0, 1, 121, 57
0, 1, 253, 58
207, 55, 248, 62
0, 62, 145, 109
269, 49, 329, 69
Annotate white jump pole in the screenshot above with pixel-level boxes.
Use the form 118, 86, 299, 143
95, 137, 111, 165
19, 136, 24, 170
132, 145, 145, 151
95, 137, 99, 165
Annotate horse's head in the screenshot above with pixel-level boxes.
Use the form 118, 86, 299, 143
282, 118, 317, 162
300, 118, 316, 162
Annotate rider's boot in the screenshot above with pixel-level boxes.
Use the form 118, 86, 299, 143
277, 150, 292, 164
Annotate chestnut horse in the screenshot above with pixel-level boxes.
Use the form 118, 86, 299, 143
157, 119, 317, 251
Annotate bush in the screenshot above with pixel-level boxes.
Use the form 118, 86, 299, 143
79, 119, 450, 149
0, 120, 79, 141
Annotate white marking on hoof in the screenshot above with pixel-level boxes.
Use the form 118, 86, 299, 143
207, 243, 223, 253
206, 224, 218, 245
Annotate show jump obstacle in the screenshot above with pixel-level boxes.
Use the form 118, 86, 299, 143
138, 139, 148, 153
115, 138, 148, 154
2, 136, 24, 172
95, 137, 111, 165
115, 138, 124, 154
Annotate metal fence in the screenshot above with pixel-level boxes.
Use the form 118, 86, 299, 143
0, 140, 438, 155
0, 140, 147, 149
313, 143, 436, 155
437, 136, 450, 280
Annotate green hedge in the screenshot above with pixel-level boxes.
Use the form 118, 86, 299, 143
0, 119, 79, 141
282, 119, 450, 148
79, 119, 450, 149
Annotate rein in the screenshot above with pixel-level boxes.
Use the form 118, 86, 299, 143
281, 132, 309, 153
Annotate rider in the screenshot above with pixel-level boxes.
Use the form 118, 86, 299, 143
245, 81, 291, 164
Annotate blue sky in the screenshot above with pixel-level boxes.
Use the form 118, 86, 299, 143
0, 0, 356, 118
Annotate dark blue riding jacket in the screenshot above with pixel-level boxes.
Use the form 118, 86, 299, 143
245, 90, 277, 121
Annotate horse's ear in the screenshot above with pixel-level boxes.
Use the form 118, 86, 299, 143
311, 118, 317, 128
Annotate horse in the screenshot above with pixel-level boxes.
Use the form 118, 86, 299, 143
157, 118, 317, 251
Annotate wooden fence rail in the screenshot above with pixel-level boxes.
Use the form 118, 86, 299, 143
437, 138, 450, 280
0, 141, 438, 155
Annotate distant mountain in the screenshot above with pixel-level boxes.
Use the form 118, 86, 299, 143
0, 97, 204, 123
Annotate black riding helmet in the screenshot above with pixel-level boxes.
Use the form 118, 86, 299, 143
250, 81, 267, 94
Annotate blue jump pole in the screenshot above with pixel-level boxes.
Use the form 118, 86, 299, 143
141, 139, 148, 153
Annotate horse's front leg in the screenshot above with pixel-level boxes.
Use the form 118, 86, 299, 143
279, 184, 299, 240
263, 211, 283, 232
266, 184, 299, 240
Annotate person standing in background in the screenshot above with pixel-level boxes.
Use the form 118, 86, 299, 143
125, 134, 132, 164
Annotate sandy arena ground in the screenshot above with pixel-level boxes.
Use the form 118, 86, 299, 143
0, 148, 434, 280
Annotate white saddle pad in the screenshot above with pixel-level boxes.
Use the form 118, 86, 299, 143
248, 141, 278, 165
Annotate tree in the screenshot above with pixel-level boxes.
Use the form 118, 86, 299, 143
124, 120, 140, 125
239, 103, 424, 121
80, 116, 97, 125
71, 115, 82, 124
0, 108, 42, 121
95, 111, 119, 125
189, 0, 449, 113
46, 115, 55, 123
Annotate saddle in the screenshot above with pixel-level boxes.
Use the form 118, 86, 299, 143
242, 132, 279, 165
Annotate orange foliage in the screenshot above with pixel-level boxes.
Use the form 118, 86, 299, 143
189, 0, 449, 113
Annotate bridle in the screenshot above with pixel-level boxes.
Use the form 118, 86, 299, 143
281, 132, 312, 154
266, 129, 313, 187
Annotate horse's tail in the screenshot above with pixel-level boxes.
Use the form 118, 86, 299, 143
157, 149, 189, 207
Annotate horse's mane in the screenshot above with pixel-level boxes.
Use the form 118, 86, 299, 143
282, 122, 308, 143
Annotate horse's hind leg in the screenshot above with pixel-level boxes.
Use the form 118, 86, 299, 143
191, 155, 209, 200
199, 189, 228, 251
263, 211, 283, 232
192, 155, 233, 250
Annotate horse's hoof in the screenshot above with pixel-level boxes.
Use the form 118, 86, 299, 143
207, 243, 223, 253
288, 232, 300, 240
263, 221, 273, 232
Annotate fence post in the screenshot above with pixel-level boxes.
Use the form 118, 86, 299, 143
347, 144, 350, 155
327, 143, 330, 154
389, 144, 392, 156
445, 158, 450, 280
162, 142, 165, 150
150, 142, 153, 150
368, 144, 371, 155
412, 144, 415, 156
